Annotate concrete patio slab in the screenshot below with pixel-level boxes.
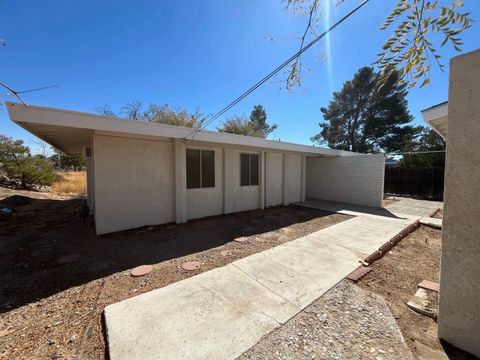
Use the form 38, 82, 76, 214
105, 265, 300, 360
419, 216, 443, 229
296, 197, 441, 221
105, 197, 439, 360
232, 241, 359, 310
294, 198, 417, 225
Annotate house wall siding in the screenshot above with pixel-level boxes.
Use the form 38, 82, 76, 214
91, 134, 383, 234
284, 154, 302, 205
305, 154, 385, 207
186, 146, 224, 220
265, 152, 283, 207
93, 134, 175, 235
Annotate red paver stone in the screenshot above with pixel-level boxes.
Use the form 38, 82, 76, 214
130, 265, 153, 277
347, 266, 373, 282
418, 280, 440, 292
182, 261, 201, 271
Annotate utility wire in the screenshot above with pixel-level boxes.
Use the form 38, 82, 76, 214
0, 82, 58, 107
0, 81, 29, 107
184, 0, 371, 139
388, 150, 446, 155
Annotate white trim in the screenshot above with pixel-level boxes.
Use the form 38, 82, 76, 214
422, 102, 448, 140
6, 102, 361, 157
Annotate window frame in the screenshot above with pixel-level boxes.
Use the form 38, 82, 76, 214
186, 148, 215, 189
240, 153, 259, 187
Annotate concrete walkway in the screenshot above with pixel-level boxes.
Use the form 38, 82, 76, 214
104, 198, 440, 360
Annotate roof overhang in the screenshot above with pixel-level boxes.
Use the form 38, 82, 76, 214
6, 102, 363, 157
422, 102, 448, 140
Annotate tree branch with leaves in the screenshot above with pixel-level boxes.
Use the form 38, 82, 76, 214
283, 0, 472, 89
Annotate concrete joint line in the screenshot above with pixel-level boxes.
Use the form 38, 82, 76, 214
231, 263, 297, 310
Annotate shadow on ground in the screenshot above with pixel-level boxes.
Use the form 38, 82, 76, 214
0, 194, 338, 313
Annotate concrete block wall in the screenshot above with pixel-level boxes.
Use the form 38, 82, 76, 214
306, 154, 385, 207
438, 49, 480, 357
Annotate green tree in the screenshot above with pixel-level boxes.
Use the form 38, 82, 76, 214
142, 104, 204, 128
283, 0, 472, 90
400, 127, 446, 167
217, 115, 252, 136
218, 105, 277, 138
50, 149, 85, 171
0, 135, 58, 187
249, 105, 277, 137
311, 67, 415, 153
96, 102, 205, 128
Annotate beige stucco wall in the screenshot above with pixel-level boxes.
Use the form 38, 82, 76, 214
186, 146, 224, 220
224, 148, 260, 213
438, 49, 480, 357
284, 154, 302, 205
265, 152, 283, 207
93, 134, 174, 235
305, 154, 385, 207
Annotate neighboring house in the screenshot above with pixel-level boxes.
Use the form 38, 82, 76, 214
422, 49, 480, 357
6, 103, 385, 235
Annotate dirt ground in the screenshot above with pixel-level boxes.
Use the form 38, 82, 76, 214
0, 186, 351, 360
358, 225, 477, 360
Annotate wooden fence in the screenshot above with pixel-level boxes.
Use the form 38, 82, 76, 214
384, 167, 445, 201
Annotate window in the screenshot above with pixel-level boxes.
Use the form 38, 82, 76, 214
187, 149, 215, 189
240, 153, 259, 186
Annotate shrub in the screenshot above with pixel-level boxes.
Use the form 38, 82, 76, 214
0, 135, 59, 187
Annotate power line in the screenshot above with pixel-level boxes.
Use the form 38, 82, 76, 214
184, 0, 371, 139
0, 81, 58, 107
388, 150, 446, 155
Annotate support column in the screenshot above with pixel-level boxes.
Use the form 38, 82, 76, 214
259, 150, 265, 210
174, 139, 187, 223
223, 148, 234, 214
300, 155, 306, 202
282, 154, 287, 206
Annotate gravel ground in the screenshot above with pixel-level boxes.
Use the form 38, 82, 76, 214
239, 280, 413, 360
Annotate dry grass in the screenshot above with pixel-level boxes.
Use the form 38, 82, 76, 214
51, 171, 87, 194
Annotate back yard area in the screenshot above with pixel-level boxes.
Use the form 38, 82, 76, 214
0, 185, 349, 359
0, 184, 476, 359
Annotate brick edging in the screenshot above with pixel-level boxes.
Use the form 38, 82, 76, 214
363, 220, 420, 265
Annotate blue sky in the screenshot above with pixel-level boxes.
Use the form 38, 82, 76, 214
1, 0, 479, 153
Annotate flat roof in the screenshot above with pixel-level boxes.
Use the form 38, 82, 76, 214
421, 102, 448, 140
6, 102, 362, 157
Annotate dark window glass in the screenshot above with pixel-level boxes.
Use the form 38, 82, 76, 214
201, 150, 215, 188
187, 149, 215, 189
250, 154, 259, 185
240, 153, 250, 186
186, 149, 201, 189
240, 153, 259, 186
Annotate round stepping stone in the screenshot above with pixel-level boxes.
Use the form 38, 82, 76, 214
57, 254, 81, 264
182, 261, 201, 271
130, 265, 153, 277
234, 236, 248, 243
221, 250, 233, 256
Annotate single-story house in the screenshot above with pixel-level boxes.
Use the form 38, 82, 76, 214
6, 102, 385, 235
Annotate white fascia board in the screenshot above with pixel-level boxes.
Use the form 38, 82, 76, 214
421, 102, 448, 140
6, 102, 360, 157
